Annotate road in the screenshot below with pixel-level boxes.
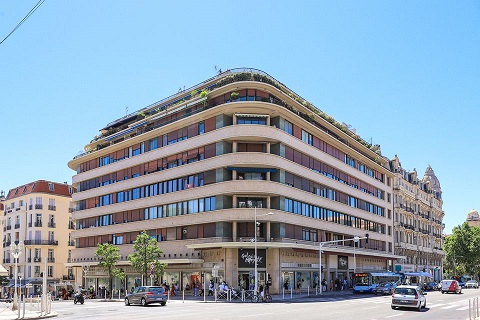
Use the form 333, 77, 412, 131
50, 288, 480, 320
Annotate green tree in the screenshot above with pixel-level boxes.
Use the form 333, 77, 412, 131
444, 222, 480, 279
127, 231, 166, 286
94, 243, 121, 299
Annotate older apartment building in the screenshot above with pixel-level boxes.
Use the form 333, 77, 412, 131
390, 155, 444, 281
1, 181, 75, 294
68, 68, 397, 294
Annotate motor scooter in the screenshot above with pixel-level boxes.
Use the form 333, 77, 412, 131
73, 292, 84, 304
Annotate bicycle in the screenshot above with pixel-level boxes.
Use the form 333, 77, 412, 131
251, 292, 272, 303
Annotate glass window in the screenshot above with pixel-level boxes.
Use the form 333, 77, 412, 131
284, 120, 293, 135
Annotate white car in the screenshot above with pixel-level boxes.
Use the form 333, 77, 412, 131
466, 280, 479, 289
391, 285, 427, 311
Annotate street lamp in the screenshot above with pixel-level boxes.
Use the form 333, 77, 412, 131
10, 241, 24, 311
318, 235, 368, 296
254, 208, 273, 295
82, 264, 89, 289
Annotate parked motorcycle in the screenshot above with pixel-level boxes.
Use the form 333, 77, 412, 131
73, 292, 85, 304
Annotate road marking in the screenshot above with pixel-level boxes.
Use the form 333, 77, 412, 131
385, 314, 404, 318
442, 305, 460, 309
363, 306, 379, 310
427, 303, 446, 308
456, 306, 469, 310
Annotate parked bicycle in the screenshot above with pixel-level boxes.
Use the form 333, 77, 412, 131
251, 286, 272, 303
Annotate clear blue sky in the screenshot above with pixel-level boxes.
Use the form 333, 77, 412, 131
1, 1, 479, 234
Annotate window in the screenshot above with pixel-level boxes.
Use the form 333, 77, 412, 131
284, 120, 293, 135
199, 121, 205, 134
149, 138, 159, 151
47, 266, 53, 277
301, 130, 313, 145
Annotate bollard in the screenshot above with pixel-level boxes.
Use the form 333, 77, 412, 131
475, 297, 479, 318
167, 290, 170, 303
469, 298, 472, 320
290, 287, 293, 299
241, 290, 245, 302
214, 289, 217, 303
183, 289, 185, 303
282, 287, 284, 300
307, 286, 310, 296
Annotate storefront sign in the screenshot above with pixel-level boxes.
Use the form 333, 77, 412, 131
238, 249, 266, 268
338, 255, 348, 270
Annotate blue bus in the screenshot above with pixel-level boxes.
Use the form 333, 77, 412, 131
353, 272, 401, 293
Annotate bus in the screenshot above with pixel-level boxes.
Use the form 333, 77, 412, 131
353, 272, 401, 293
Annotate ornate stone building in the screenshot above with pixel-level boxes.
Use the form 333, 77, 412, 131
466, 209, 480, 228
390, 155, 444, 281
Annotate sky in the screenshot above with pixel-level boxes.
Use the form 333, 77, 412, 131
0, 1, 479, 234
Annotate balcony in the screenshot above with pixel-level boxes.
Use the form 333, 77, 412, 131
6, 225, 11, 230
47, 258, 55, 263
68, 208, 75, 213
63, 275, 75, 281
28, 222, 32, 227
3, 259, 11, 264
48, 205, 56, 211
14, 224, 20, 229
48, 222, 56, 228
34, 221, 42, 227
35, 204, 43, 209
68, 240, 75, 246
68, 223, 75, 230
29, 205, 33, 210
34, 257, 41, 262
24, 240, 59, 246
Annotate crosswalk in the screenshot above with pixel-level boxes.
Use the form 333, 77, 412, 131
309, 295, 471, 312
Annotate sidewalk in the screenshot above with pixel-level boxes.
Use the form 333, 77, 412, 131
0, 303, 57, 320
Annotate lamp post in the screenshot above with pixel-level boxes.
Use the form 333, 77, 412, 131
10, 241, 24, 311
82, 264, 89, 289
253, 208, 273, 295
318, 235, 368, 296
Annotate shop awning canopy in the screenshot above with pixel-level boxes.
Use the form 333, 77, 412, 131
0, 265, 8, 276
404, 272, 433, 278
371, 272, 401, 277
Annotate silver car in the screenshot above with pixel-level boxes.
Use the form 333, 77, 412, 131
391, 285, 427, 311
125, 286, 167, 307
466, 280, 479, 289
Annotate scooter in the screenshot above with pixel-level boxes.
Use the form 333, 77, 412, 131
73, 292, 84, 304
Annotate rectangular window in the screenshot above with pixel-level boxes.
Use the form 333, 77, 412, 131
284, 120, 293, 135
301, 130, 313, 145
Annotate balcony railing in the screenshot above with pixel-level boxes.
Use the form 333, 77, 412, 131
14, 224, 20, 229
48, 205, 56, 211
24, 240, 59, 246
6, 225, 11, 230
28, 222, 32, 227
35, 204, 43, 209
29, 205, 33, 210
68, 240, 75, 246
48, 222, 56, 228
34, 221, 42, 227
47, 258, 55, 263
3, 259, 11, 264
34, 257, 41, 262
63, 275, 75, 281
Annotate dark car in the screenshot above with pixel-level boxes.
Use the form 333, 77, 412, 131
125, 286, 167, 307
423, 281, 438, 291
373, 282, 397, 295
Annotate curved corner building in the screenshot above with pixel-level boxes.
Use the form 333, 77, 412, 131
68, 68, 397, 294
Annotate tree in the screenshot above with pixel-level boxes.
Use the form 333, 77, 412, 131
94, 243, 121, 299
128, 231, 166, 286
444, 222, 480, 279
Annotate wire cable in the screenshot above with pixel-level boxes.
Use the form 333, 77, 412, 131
0, 0, 46, 45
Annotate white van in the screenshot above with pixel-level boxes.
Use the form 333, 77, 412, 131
441, 279, 462, 294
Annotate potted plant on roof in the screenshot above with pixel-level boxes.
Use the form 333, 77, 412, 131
230, 92, 239, 101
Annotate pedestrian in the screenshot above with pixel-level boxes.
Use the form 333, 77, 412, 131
343, 279, 348, 291
208, 280, 214, 296
330, 279, 334, 291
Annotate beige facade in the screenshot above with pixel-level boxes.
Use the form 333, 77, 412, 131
390, 155, 444, 281
1, 181, 75, 293
466, 209, 480, 228
68, 68, 398, 294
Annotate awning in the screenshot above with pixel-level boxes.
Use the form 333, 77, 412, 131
227, 167, 277, 173
371, 272, 401, 277
404, 272, 433, 278
0, 265, 7, 276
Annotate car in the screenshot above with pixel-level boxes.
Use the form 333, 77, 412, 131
373, 282, 397, 295
391, 285, 427, 311
125, 286, 167, 306
441, 279, 462, 294
422, 281, 438, 291
465, 280, 479, 289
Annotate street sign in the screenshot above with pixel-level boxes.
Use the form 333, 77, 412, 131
150, 262, 154, 275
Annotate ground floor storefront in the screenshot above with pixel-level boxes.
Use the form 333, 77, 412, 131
72, 245, 397, 295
